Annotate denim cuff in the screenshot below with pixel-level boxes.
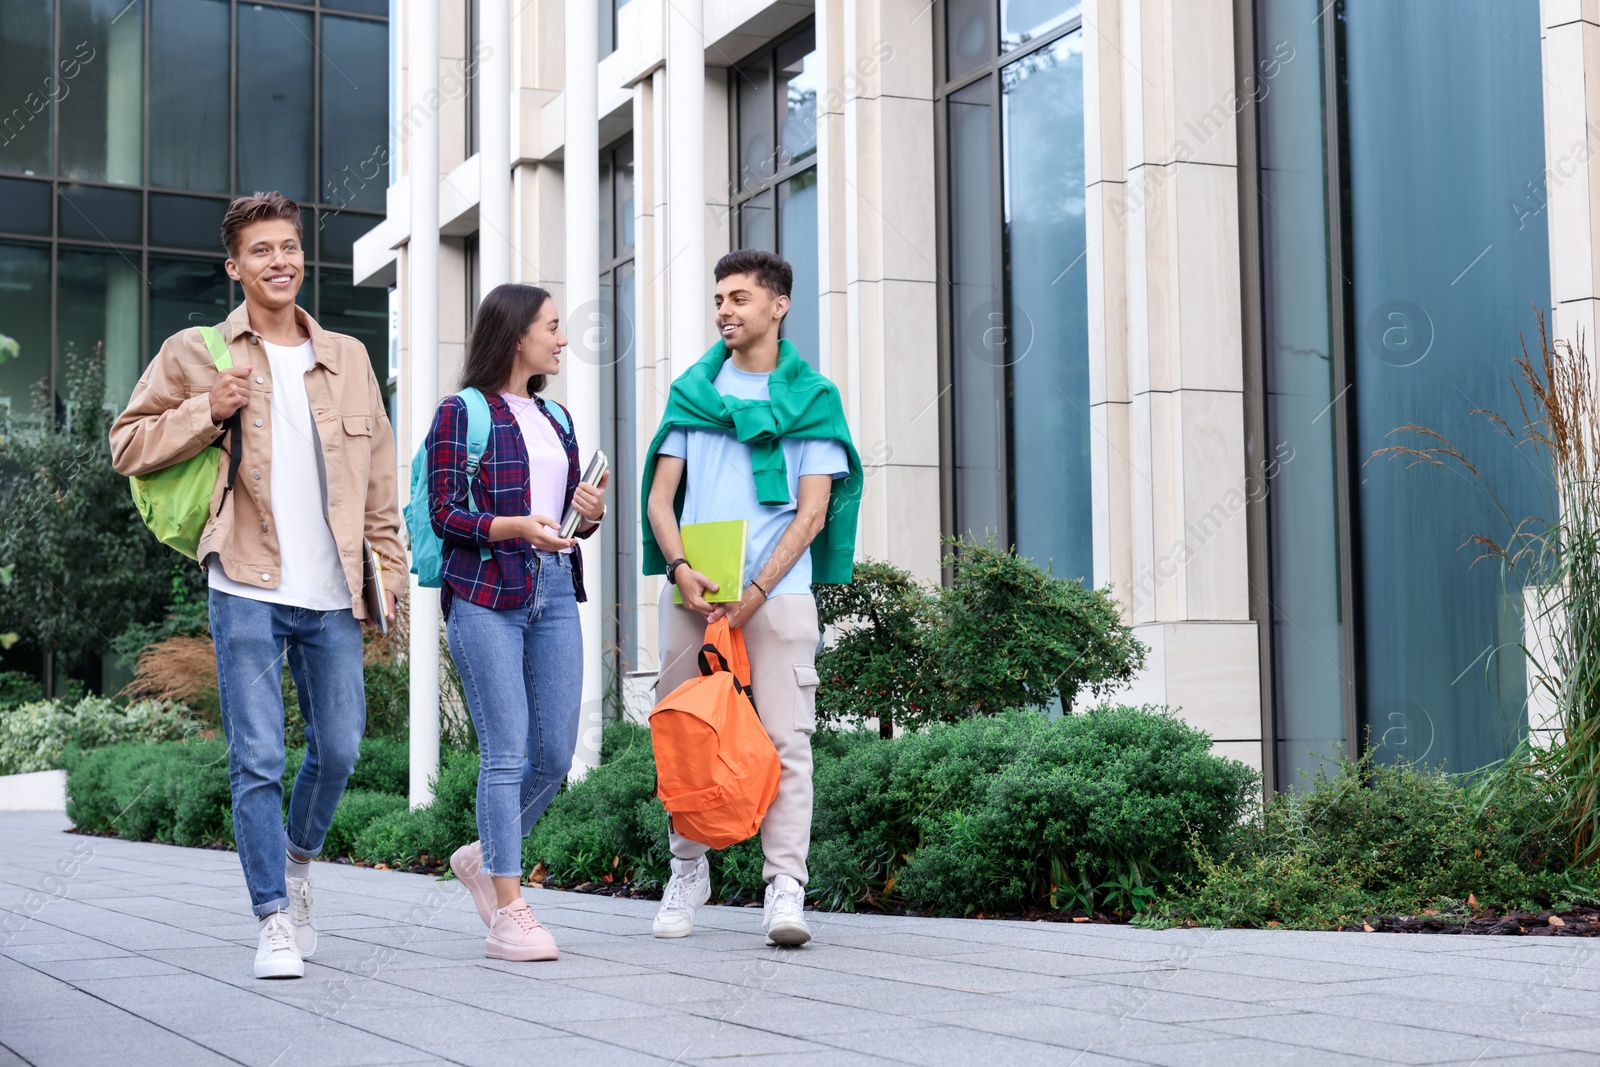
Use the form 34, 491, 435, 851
252, 895, 291, 919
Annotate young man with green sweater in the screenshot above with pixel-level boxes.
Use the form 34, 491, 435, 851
642, 249, 862, 946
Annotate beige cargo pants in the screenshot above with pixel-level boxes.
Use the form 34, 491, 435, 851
654, 585, 820, 885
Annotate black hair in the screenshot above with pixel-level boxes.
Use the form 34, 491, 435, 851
460, 283, 552, 395
713, 249, 793, 300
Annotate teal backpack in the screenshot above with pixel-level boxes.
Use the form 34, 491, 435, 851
405, 389, 571, 588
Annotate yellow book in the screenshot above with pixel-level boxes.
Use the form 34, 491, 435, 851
672, 520, 749, 605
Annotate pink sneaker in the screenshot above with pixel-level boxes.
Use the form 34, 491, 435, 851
486, 898, 559, 961
450, 841, 496, 927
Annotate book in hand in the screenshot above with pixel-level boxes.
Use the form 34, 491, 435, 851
362, 538, 389, 635
560, 450, 609, 538
672, 520, 749, 605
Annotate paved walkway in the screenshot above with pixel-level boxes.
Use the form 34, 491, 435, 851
5, 812, 1600, 1066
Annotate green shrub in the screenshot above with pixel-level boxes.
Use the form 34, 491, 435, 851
0, 695, 196, 775
0, 670, 43, 708
1144, 750, 1600, 929
349, 747, 481, 866
321, 790, 409, 859
815, 541, 1147, 732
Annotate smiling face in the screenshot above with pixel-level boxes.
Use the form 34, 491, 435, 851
514, 297, 567, 385
225, 218, 304, 311
714, 272, 788, 353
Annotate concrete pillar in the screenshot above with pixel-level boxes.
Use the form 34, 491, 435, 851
479, 0, 513, 290
408, 0, 443, 807
565, 0, 604, 776
666, 0, 707, 381
1542, 0, 1600, 348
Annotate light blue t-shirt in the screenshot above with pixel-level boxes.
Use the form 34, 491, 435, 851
658, 361, 850, 597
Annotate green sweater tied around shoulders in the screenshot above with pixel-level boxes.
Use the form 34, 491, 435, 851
639, 338, 862, 584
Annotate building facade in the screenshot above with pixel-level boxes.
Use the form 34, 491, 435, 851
361, 0, 1598, 795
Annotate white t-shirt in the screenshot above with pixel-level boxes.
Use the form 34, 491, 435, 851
501, 392, 573, 553
208, 338, 349, 610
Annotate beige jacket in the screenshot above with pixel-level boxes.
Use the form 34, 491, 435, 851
110, 302, 406, 619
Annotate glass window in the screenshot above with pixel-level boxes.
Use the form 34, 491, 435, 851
59, 0, 144, 185
150, 0, 231, 193
777, 31, 818, 168
321, 15, 389, 212
321, 0, 387, 13
948, 76, 1003, 542
238, 4, 314, 201
0, 177, 51, 236
740, 188, 774, 252
737, 60, 774, 193
147, 254, 229, 357
1002, 33, 1089, 579
57, 248, 143, 414
946, 0, 994, 81
150, 193, 226, 252
318, 268, 389, 403
0, 2, 56, 176
59, 184, 141, 245
1344, 0, 1548, 772
1258, 0, 1345, 783
0, 242, 52, 431
615, 142, 634, 253
778, 170, 818, 372
1000, 0, 1080, 52
319, 211, 382, 264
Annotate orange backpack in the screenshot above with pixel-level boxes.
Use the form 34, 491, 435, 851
649, 618, 781, 849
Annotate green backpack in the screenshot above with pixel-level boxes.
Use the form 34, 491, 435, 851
129, 325, 244, 560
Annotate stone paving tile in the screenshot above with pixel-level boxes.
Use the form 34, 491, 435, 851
560, 1012, 830, 1060
809, 1023, 1140, 1066
184, 1023, 439, 1066
672, 992, 933, 1037
1193, 1011, 1567, 1064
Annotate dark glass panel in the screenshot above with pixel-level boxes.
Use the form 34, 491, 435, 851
777, 30, 818, 168
1002, 33, 1088, 580
615, 141, 634, 253
0, 177, 51, 235
150, 0, 231, 192
318, 211, 382, 264
57, 247, 143, 413
614, 259, 637, 664
0, 2, 55, 175
149, 193, 227, 252
1346, 0, 1548, 771
946, 0, 994, 82
736, 57, 774, 192
320, 0, 387, 14
778, 168, 818, 369
59, 0, 144, 185
740, 188, 774, 252
0, 242, 52, 431
948, 76, 1002, 542
147, 254, 229, 356
599, 155, 613, 262
321, 15, 390, 212
318, 268, 389, 403
238, 4, 315, 201
1000, 0, 1079, 52
1258, 0, 1344, 783
59, 183, 141, 244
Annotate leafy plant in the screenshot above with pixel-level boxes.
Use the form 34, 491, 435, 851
815, 561, 942, 735
0, 695, 197, 775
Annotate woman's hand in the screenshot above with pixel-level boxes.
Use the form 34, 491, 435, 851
523, 515, 577, 552
573, 470, 609, 523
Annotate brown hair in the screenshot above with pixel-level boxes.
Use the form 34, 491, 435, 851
221, 192, 303, 259
461, 284, 554, 395
714, 249, 792, 299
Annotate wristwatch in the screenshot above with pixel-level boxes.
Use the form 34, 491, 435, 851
665, 557, 689, 584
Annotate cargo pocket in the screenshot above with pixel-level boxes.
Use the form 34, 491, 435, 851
793, 664, 819, 734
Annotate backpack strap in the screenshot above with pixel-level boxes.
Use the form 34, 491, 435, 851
197, 326, 243, 518
535, 395, 572, 436
454, 387, 494, 562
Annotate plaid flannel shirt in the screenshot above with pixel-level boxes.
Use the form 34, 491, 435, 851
425, 391, 594, 619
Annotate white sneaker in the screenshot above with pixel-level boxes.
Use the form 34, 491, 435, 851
254, 911, 305, 979
764, 875, 812, 946
286, 873, 316, 957
653, 856, 711, 938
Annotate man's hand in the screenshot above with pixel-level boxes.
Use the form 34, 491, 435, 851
363, 589, 398, 629
523, 515, 578, 552
707, 582, 766, 628
209, 365, 253, 423
573, 470, 609, 523
674, 567, 720, 617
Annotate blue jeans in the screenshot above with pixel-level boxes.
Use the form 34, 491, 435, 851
209, 589, 367, 917
446, 550, 583, 877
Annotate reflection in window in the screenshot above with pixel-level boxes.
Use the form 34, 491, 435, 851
0, 3, 55, 176
599, 140, 638, 673
0, 243, 52, 431
321, 15, 389, 212
732, 28, 820, 369
150, 0, 230, 192
1000, 0, 1080, 53
319, 268, 389, 404
147, 255, 229, 359
58, 248, 143, 414
59, 0, 144, 185
238, 4, 314, 201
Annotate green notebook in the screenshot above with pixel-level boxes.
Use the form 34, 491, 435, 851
672, 520, 749, 604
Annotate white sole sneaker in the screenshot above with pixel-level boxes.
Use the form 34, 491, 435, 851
254, 913, 305, 979
287, 875, 316, 958
653, 858, 711, 938
766, 918, 812, 946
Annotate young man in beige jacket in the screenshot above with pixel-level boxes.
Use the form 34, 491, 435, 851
110, 192, 404, 980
